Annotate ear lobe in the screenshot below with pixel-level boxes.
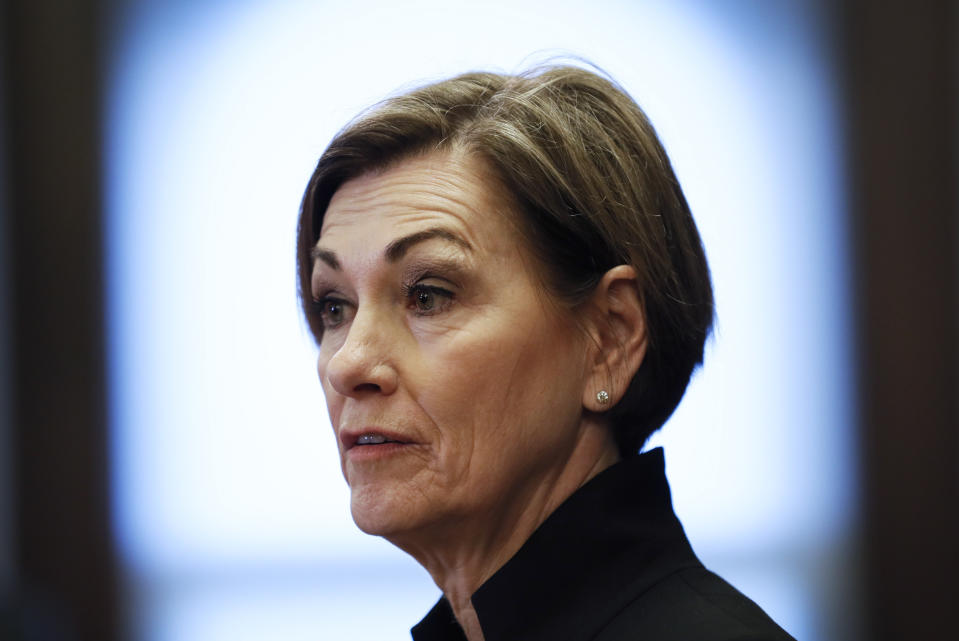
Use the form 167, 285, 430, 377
582, 265, 648, 412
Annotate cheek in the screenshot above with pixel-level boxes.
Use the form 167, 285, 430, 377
417, 340, 583, 499
469, 324, 584, 432
422, 334, 562, 443
405, 345, 510, 472
316, 355, 341, 425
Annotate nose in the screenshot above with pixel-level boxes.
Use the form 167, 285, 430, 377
322, 308, 398, 398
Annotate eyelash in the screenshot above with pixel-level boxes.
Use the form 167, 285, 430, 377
402, 282, 455, 315
310, 278, 456, 330
310, 296, 350, 330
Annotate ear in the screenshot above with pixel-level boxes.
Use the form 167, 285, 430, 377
581, 265, 648, 412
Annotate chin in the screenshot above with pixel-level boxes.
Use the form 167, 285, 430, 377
349, 485, 423, 537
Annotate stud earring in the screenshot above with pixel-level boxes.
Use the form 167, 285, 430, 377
596, 390, 610, 405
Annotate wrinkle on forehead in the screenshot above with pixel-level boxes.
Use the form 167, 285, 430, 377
318, 152, 511, 255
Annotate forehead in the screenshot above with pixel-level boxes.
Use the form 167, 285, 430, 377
318, 152, 513, 250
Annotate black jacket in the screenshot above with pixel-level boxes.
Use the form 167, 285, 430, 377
411, 448, 796, 641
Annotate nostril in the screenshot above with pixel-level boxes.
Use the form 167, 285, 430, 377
324, 326, 398, 397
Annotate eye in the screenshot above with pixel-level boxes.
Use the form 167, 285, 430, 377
313, 296, 354, 329
405, 284, 454, 315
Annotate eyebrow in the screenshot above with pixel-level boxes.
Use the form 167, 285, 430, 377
384, 228, 472, 262
310, 247, 340, 270
310, 227, 472, 270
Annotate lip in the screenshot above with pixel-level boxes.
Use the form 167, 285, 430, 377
339, 427, 417, 451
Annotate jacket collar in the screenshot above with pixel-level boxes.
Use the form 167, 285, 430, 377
411, 448, 701, 641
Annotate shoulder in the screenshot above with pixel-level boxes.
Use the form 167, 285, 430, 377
592, 566, 797, 641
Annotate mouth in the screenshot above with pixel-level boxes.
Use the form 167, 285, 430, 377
341, 429, 415, 451
355, 434, 404, 446
341, 429, 416, 463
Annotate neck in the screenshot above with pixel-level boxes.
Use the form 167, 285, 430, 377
392, 418, 619, 641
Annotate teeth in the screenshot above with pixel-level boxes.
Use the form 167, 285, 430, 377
357, 434, 388, 445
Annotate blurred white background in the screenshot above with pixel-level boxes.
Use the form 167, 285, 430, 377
106, 1, 855, 639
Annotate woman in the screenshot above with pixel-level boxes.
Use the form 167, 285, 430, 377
297, 65, 794, 641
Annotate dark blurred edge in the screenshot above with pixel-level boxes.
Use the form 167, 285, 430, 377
1, 1, 116, 640
839, 1, 959, 640
0, 2, 956, 641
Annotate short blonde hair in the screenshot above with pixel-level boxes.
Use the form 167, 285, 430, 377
298, 65, 714, 455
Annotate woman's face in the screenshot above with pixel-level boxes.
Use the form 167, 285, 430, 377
311, 152, 594, 544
